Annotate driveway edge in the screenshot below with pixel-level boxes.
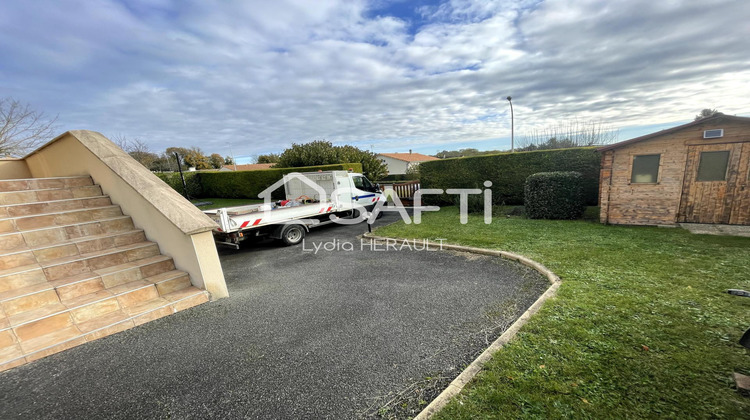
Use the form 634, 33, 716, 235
361, 234, 561, 420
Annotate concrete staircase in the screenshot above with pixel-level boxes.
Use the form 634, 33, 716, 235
0, 176, 209, 372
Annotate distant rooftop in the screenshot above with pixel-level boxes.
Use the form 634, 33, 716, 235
377, 152, 440, 162
221, 163, 276, 171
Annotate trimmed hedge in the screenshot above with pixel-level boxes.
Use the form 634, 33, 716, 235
380, 174, 415, 182
156, 163, 363, 199
419, 147, 600, 205
156, 172, 203, 198
524, 172, 586, 219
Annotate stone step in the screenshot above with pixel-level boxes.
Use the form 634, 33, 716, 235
162, 287, 210, 312
0, 241, 161, 293
0, 176, 93, 193
0, 216, 136, 251
10, 308, 74, 342
51, 255, 176, 300
150, 270, 192, 295
5, 279, 174, 340
0, 308, 7, 330
0, 194, 111, 219
0, 230, 146, 271
0, 327, 24, 370
0, 266, 47, 295
0, 175, 209, 372
0, 287, 60, 317
76, 310, 131, 338
0, 256, 184, 318
43, 241, 162, 282
0, 205, 123, 233
19, 326, 85, 363
0, 184, 103, 206
0, 287, 209, 371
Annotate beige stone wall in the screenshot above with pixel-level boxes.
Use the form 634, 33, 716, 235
601, 119, 750, 225
0, 159, 32, 180
24, 131, 228, 298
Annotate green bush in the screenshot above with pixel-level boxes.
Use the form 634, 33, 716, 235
380, 174, 413, 182
155, 172, 203, 198
156, 163, 363, 199
466, 193, 485, 214
419, 147, 600, 206
524, 171, 586, 220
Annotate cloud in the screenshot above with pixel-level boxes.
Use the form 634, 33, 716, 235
0, 0, 748, 158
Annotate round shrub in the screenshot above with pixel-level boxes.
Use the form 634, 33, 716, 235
524, 171, 586, 220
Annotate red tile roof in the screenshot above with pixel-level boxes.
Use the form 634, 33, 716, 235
377, 152, 440, 162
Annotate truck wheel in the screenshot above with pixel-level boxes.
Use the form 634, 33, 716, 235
281, 224, 305, 246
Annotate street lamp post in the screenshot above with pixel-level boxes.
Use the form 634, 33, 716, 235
506, 96, 514, 153
228, 143, 237, 171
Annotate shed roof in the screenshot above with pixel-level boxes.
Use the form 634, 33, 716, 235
597, 114, 750, 152
377, 152, 440, 162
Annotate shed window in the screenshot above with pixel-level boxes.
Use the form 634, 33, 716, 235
696, 151, 730, 181
630, 154, 660, 183
703, 129, 724, 139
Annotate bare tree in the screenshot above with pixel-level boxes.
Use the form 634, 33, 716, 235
0, 97, 57, 156
519, 118, 619, 151
111, 134, 130, 151
113, 134, 158, 169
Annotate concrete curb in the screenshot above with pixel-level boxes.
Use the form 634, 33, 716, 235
361, 234, 562, 420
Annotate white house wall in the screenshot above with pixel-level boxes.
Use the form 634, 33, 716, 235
379, 156, 409, 175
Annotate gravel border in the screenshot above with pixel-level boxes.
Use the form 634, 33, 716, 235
361, 234, 561, 419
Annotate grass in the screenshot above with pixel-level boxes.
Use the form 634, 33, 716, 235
190, 198, 262, 210
374, 206, 750, 419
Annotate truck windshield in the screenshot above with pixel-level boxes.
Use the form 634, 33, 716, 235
353, 176, 375, 191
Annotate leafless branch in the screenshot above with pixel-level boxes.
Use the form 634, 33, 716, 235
112, 134, 158, 169
0, 97, 58, 156
519, 118, 619, 151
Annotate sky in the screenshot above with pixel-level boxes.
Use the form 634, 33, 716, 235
1, 0, 749, 163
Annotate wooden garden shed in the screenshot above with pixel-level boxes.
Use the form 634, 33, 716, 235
598, 114, 750, 226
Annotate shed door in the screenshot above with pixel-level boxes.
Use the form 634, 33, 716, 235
678, 143, 749, 224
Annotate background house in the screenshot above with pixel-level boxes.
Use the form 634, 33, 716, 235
598, 114, 750, 225
376, 151, 439, 175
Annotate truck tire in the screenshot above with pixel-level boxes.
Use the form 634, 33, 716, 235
281, 224, 305, 246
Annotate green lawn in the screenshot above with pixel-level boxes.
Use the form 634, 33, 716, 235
190, 198, 263, 210
375, 206, 750, 418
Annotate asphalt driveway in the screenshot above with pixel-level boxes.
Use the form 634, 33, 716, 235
0, 212, 548, 419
